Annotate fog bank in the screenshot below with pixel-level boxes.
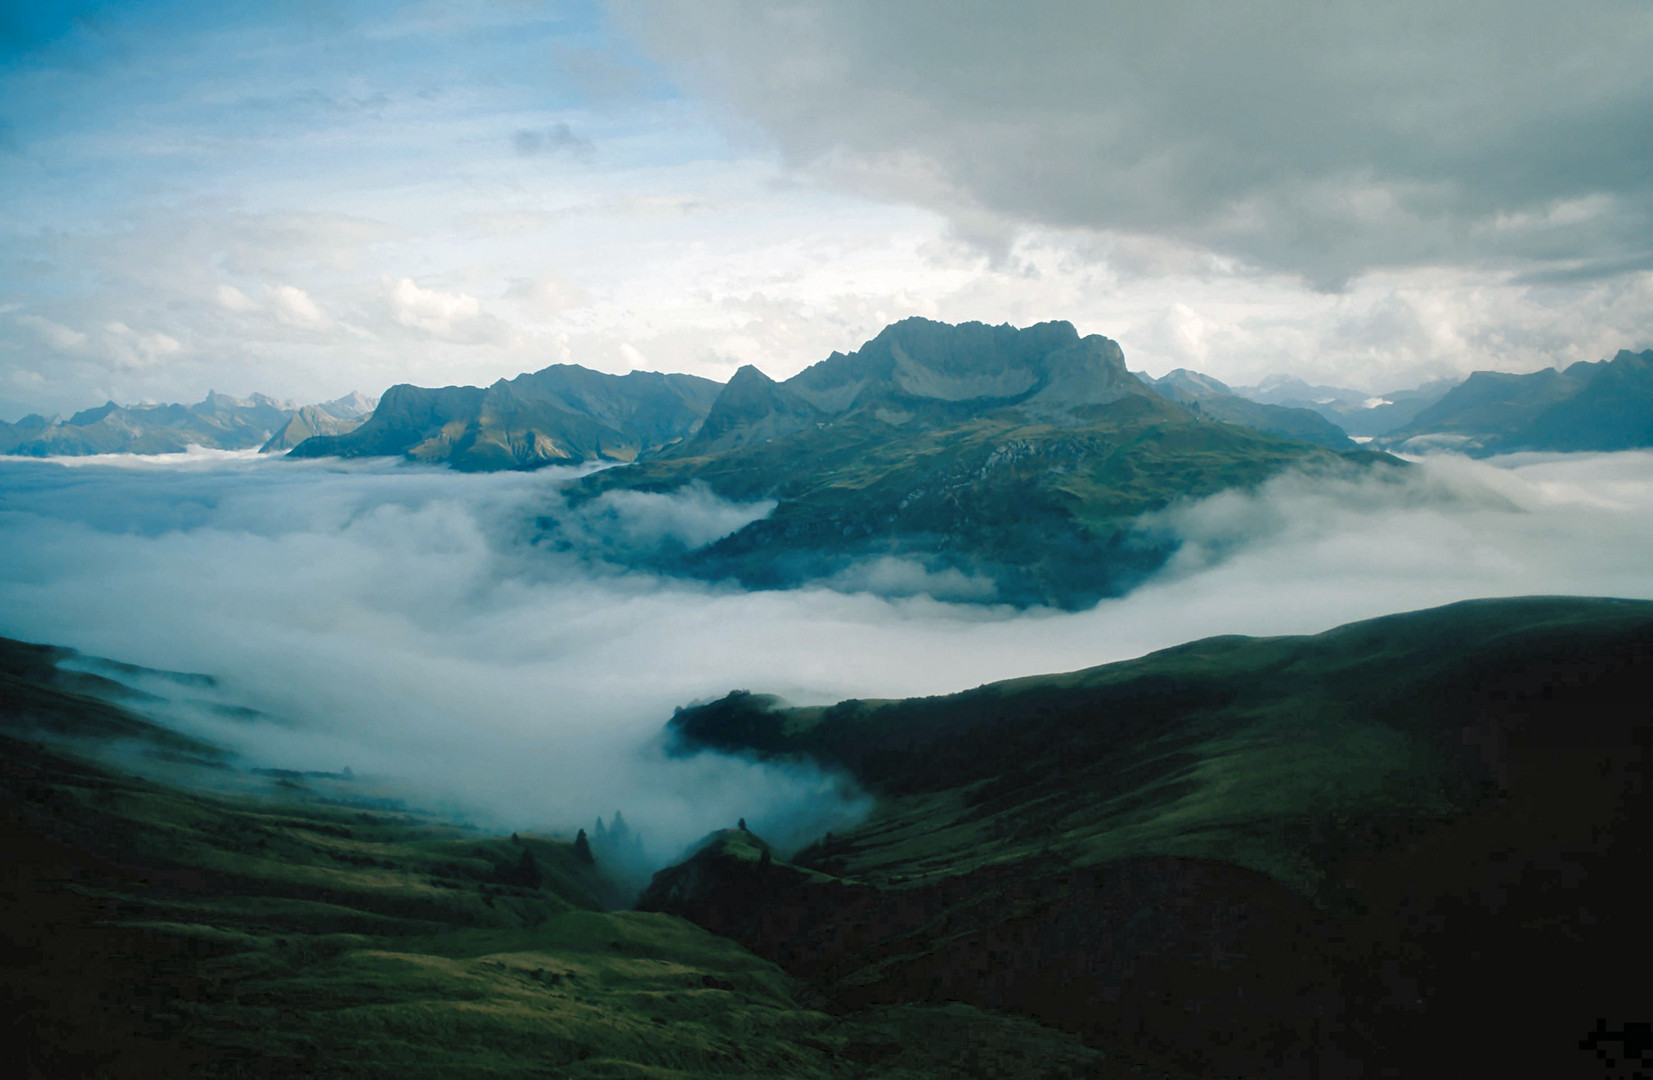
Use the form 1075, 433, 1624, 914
3, 449, 1652, 861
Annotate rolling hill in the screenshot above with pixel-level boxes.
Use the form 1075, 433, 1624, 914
0, 635, 1122, 1079
649, 596, 1653, 1078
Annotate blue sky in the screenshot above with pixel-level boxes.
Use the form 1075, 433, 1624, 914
3, 1, 1651, 419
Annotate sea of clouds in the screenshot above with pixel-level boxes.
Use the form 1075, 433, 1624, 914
4, 448, 1653, 863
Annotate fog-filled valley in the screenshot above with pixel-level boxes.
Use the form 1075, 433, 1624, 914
5, 447, 1653, 868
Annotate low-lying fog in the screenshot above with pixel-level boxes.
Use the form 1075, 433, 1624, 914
4, 448, 1653, 864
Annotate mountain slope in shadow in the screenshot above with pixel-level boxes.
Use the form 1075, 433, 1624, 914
647, 596, 1653, 1078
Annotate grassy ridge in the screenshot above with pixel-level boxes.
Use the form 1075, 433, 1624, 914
1, 638, 1119, 1079
656, 597, 1653, 1076
670, 596, 1652, 896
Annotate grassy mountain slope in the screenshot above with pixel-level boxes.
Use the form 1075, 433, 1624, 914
289, 366, 722, 470
649, 596, 1653, 1077
556, 319, 1389, 608
1, 637, 1123, 1079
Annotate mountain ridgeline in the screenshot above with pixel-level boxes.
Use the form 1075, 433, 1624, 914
0, 391, 375, 457
287, 365, 722, 470
548, 318, 1390, 608
1376, 347, 1653, 454
1133, 368, 1359, 448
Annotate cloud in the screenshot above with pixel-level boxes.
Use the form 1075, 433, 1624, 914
503, 273, 591, 317
267, 284, 331, 330
4, 450, 1653, 875
97, 321, 184, 370
547, 481, 778, 561
213, 284, 261, 312
382, 276, 511, 343
512, 122, 594, 158
14, 313, 88, 352
617, 1, 1653, 285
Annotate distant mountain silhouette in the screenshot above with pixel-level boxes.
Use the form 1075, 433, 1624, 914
0, 391, 367, 456
1377, 348, 1653, 454
287, 365, 721, 470
1135, 368, 1358, 449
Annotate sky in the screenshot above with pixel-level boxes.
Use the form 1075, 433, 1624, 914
3, 1, 1653, 420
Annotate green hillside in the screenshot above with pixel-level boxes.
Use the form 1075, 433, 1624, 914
652, 596, 1653, 1077
0, 637, 1124, 1079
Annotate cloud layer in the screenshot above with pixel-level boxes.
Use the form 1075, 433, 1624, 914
621, 1, 1653, 285
4, 451, 1653, 867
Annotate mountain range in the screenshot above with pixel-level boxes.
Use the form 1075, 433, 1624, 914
1234, 374, 1461, 438
549, 318, 1386, 607
0, 390, 376, 457
1375, 348, 1653, 454
1132, 368, 1359, 448
13, 325, 1650, 467
286, 366, 721, 470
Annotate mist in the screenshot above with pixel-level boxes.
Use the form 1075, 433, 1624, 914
4, 448, 1653, 867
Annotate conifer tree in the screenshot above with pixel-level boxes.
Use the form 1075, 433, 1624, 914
574, 828, 594, 864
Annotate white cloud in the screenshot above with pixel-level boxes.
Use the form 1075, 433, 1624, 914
213, 284, 261, 312
383, 276, 510, 343
503, 274, 591, 317
14, 314, 88, 352
94, 321, 187, 371
268, 284, 331, 330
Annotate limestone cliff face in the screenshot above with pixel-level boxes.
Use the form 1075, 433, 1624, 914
670, 318, 1150, 458
785, 317, 1145, 418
